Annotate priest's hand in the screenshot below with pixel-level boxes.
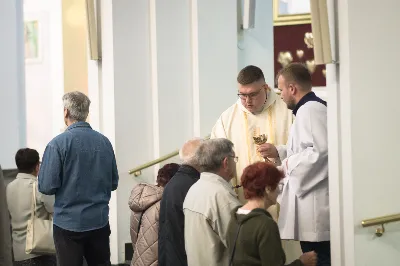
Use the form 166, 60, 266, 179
257, 143, 279, 159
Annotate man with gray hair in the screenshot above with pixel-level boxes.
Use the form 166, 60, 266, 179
38, 91, 119, 266
159, 138, 203, 266
183, 138, 240, 266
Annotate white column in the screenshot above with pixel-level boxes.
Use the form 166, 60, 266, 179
0, 0, 26, 168
96, 0, 239, 263
329, 0, 400, 265
197, 0, 238, 136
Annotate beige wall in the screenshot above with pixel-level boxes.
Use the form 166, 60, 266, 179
62, 0, 88, 95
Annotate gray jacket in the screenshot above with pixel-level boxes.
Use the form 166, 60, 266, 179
6, 173, 54, 261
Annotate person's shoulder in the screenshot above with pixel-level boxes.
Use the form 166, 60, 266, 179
6, 178, 18, 193
304, 100, 327, 110
164, 174, 191, 191
219, 102, 240, 120
49, 131, 68, 145
253, 212, 279, 234
298, 101, 327, 118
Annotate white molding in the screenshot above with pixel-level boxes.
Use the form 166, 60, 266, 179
334, 0, 355, 265
149, 0, 160, 180
49, 1, 65, 137
325, 1, 344, 266
100, 0, 118, 263
87, 59, 101, 131
191, 0, 200, 137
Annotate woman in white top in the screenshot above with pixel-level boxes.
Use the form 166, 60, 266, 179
6, 148, 56, 266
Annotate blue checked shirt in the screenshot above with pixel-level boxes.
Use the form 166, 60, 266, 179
38, 122, 119, 232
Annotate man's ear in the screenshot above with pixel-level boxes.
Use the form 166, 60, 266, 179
64, 108, 69, 118
289, 84, 296, 95
222, 157, 229, 169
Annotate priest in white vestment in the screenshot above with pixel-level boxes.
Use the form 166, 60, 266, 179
210, 65, 302, 262
264, 63, 330, 266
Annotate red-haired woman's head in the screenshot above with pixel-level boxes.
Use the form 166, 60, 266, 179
156, 163, 180, 187
241, 162, 283, 201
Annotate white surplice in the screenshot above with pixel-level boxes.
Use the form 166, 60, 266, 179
211, 90, 302, 263
277, 101, 330, 242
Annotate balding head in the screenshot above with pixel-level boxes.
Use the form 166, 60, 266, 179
179, 138, 203, 165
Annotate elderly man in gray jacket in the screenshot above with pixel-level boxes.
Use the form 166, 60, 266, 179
0, 165, 13, 266
183, 138, 241, 266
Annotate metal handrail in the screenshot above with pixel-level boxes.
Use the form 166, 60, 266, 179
129, 135, 210, 176
361, 213, 400, 237
362, 213, 400, 227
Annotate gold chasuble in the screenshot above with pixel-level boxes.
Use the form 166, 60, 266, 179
211, 89, 292, 204
211, 90, 302, 263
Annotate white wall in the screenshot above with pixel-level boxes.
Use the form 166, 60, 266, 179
329, 0, 400, 265
237, 0, 274, 84
0, 0, 26, 169
97, 0, 238, 263
23, 0, 64, 158
197, 0, 238, 137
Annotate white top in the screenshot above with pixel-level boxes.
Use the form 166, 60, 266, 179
277, 101, 330, 242
6, 173, 54, 261
236, 208, 251, 215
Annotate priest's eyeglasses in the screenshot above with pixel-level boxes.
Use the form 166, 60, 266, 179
237, 87, 263, 100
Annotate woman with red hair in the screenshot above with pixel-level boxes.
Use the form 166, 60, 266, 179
226, 162, 317, 266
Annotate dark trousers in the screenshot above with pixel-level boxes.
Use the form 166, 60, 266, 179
53, 223, 111, 266
13, 255, 57, 266
300, 241, 331, 266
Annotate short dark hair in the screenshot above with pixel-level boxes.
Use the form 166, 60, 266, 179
156, 163, 180, 187
237, 65, 265, 85
15, 148, 40, 174
241, 162, 283, 199
276, 62, 312, 90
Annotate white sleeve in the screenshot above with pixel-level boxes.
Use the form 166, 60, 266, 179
285, 106, 328, 198
36, 185, 55, 213
210, 116, 227, 139
277, 145, 288, 161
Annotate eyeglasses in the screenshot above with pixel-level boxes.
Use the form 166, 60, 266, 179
237, 86, 264, 100
229, 156, 239, 163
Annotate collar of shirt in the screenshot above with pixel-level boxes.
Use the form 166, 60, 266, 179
16, 173, 35, 180
292, 91, 327, 116
179, 164, 200, 180
200, 172, 237, 197
67, 121, 92, 130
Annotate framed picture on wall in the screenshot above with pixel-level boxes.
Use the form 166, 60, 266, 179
273, 24, 326, 87
24, 14, 42, 64
273, 0, 311, 26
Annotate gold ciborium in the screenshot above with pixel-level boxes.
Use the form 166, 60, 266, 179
253, 134, 267, 145
253, 134, 272, 163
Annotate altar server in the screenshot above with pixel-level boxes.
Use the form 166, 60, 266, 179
265, 63, 330, 266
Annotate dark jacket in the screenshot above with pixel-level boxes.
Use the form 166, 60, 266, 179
129, 183, 163, 266
158, 165, 200, 266
226, 206, 303, 266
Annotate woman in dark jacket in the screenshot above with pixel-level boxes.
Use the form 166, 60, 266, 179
226, 162, 317, 266
129, 163, 180, 266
